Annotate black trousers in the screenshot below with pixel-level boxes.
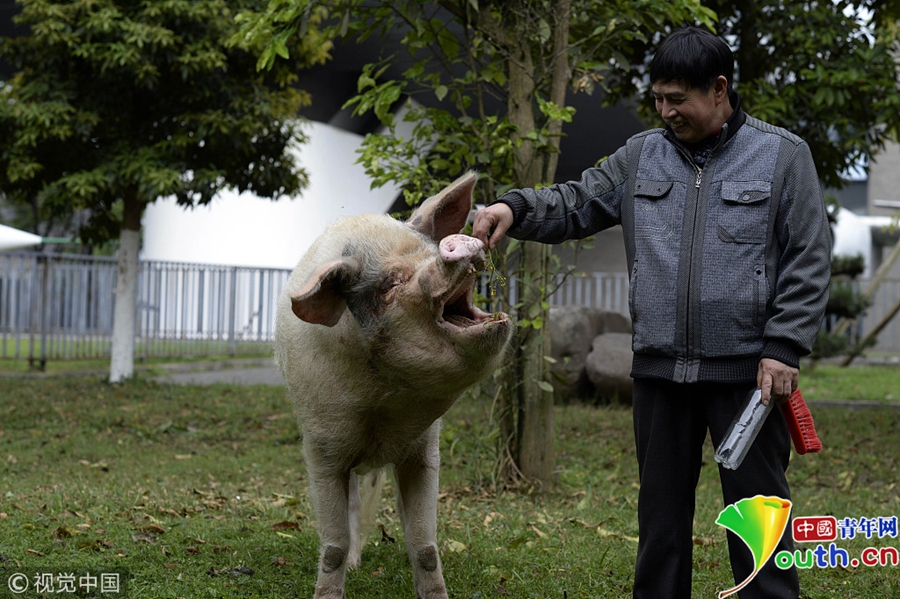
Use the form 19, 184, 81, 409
631, 378, 800, 599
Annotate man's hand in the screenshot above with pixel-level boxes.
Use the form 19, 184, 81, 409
472, 203, 514, 250
757, 358, 798, 406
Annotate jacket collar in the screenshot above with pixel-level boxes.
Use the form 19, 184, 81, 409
663, 90, 747, 160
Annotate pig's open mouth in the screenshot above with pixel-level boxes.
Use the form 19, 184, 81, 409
438, 276, 505, 333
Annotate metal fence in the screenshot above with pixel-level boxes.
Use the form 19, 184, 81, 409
2, 250, 899, 364
0, 251, 290, 364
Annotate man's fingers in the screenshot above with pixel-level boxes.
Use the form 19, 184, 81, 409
472, 204, 513, 249
757, 358, 799, 406
758, 373, 774, 406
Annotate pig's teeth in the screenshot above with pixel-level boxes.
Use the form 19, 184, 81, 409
445, 314, 476, 326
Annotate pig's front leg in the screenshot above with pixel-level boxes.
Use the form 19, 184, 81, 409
305, 447, 353, 599
395, 423, 448, 599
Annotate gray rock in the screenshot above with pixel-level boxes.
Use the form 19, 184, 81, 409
548, 305, 631, 402
584, 332, 634, 403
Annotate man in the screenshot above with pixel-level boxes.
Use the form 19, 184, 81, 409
472, 25, 831, 599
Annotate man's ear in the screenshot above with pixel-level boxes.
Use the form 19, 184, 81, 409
713, 75, 729, 104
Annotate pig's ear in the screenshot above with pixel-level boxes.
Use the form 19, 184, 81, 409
290, 259, 359, 327
407, 171, 477, 242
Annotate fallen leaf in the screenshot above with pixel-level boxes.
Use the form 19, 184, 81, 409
138, 524, 166, 534
597, 527, 639, 543
270, 521, 301, 532
577, 493, 592, 511
379, 524, 395, 544
131, 533, 158, 544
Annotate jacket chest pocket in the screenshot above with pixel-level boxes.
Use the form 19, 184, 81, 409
716, 181, 771, 244
634, 179, 676, 240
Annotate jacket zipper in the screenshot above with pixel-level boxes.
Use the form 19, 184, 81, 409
665, 124, 728, 380
685, 162, 703, 363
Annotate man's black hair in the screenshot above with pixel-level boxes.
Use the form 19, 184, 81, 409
650, 26, 734, 93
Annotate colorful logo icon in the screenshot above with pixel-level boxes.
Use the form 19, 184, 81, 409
715, 495, 792, 599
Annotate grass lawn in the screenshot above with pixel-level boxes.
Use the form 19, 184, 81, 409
802, 362, 900, 402
0, 367, 898, 598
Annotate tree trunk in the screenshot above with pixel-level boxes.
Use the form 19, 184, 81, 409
497, 0, 571, 486
109, 196, 143, 383
516, 242, 554, 482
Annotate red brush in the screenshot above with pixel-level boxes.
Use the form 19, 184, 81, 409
780, 389, 823, 455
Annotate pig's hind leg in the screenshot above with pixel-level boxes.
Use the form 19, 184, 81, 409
349, 469, 387, 570
394, 423, 449, 599
347, 472, 362, 570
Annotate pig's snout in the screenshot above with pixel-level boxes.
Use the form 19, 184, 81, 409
439, 234, 484, 264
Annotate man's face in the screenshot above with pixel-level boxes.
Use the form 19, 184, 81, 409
651, 79, 722, 145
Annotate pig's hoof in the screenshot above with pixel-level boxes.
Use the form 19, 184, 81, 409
313, 577, 346, 599
346, 554, 361, 570
416, 587, 448, 599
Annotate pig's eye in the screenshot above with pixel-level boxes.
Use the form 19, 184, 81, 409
380, 271, 408, 296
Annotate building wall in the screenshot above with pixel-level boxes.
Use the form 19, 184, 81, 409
868, 140, 900, 219
866, 140, 900, 279
141, 121, 401, 270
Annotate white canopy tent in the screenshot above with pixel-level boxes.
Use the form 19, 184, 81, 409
0, 223, 43, 251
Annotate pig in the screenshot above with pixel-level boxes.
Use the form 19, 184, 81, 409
273, 172, 512, 599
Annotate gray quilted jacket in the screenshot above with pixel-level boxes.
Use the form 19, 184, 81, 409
497, 108, 832, 384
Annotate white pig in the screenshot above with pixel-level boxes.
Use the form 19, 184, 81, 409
274, 172, 512, 599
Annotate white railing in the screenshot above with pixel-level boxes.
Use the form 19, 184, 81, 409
2, 251, 899, 364
0, 252, 290, 364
